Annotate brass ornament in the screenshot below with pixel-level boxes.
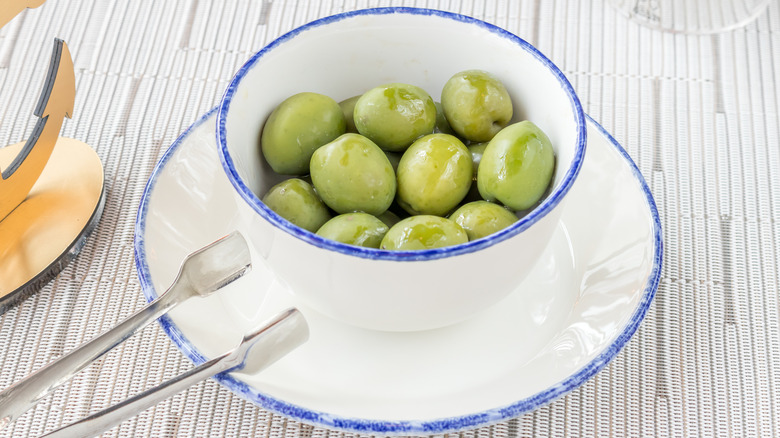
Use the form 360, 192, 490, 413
0, 39, 75, 221
0, 0, 106, 310
0, 0, 46, 30
0, 138, 105, 308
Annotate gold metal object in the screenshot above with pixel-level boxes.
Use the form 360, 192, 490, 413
0, 1, 105, 310
0, 0, 46, 30
0, 38, 75, 221
0, 137, 105, 310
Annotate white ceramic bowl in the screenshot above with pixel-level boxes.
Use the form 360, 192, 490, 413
217, 8, 587, 332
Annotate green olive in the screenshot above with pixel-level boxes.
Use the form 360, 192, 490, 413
339, 95, 361, 133
376, 210, 401, 228
441, 70, 513, 142
396, 133, 472, 216
261, 92, 346, 175
262, 178, 331, 232
353, 83, 436, 152
467, 142, 488, 180
310, 133, 396, 216
384, 151, 402, 173
477, 121, 555, 211
434, 101, 455, 135
449, 201, 518, 241
386, 200, 412, 222
380, 215, 468, 251
316, 213, 389, 248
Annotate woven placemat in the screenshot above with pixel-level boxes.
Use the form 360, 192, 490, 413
1, 0, 778, 436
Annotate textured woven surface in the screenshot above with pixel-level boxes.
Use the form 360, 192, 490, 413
1, 0, 778, 436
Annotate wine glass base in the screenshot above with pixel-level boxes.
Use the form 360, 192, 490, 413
608, 0, 770, 34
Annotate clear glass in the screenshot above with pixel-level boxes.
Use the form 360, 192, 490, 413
609, 0, 770, 34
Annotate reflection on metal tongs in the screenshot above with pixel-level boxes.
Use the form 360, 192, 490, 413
0, 232, 255, 430
43, 308, 309, 438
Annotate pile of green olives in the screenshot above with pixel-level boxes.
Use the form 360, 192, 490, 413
258, 70, 555, 251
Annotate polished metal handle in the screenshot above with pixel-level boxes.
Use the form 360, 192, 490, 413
0, 289, 180, 430
42, 308, 309, 438
0, 232, 251, 430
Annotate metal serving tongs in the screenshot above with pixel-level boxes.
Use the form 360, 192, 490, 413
43, 307, 308, 438
0, 232, 253, 430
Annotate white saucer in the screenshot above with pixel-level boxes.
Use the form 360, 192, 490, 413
134, 109, 661, 435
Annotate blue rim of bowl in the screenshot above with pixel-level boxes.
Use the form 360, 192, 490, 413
216, 7, 588, 262
134, 108, 662, 435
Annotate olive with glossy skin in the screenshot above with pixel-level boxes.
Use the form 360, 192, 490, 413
434, 101, 455, 135
261, 92, 346, 175
396, 134, 472, 216
316, 213, 389, 248
339, 95, 361, 133
468, 142, 488, 180
386, 200, 412, 223
353, 83, 436, 152
310, 133, 396, 216
376, 209, 401, 228
441, 70, 513, 142
262, 178, 331, 232
478, 121, 555, 211
449, 201, 518, 241
380, 215, 468, 251
384, 151, 402, 172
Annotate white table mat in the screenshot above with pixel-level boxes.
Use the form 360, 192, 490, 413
1, 0, 778, 436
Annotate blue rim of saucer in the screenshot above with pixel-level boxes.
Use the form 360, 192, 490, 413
216, 7, 588, 262
134, 107, 662, 434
